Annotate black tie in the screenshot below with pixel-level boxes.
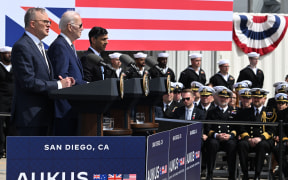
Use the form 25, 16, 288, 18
255, 109, 259, 118
165, 104, 169, 111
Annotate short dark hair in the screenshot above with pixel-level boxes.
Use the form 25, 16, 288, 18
88, 26, 108, 44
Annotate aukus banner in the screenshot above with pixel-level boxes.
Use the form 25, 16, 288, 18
7, 136, 146, 180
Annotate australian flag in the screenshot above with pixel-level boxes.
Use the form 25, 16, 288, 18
93, 174, 107, 180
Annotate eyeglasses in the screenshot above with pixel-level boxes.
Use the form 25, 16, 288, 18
33, 20, 51, 25
70, 23, 83, 29
182, 97, 190, 101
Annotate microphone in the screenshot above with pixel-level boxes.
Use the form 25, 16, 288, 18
119, 54, 139, 72
86, 53, 115, 71
145, 56, 165, 75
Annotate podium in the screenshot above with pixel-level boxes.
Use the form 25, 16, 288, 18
49, 77, 170, 136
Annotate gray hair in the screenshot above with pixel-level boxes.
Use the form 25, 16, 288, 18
59, 10, 80, 30
24, 8, 46, 28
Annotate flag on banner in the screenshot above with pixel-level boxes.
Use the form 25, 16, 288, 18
75, 0, 234, 51
93, 174, 108, 180
108, 174, 122, 180
233, 14, 288, 55
179, 157, 185, 166
123, 174, 137, 180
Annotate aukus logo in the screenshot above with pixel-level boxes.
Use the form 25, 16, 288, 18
17, 172, 88, 180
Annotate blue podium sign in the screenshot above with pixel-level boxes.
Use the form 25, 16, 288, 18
168, 126, 187, 180
7, 137, 146, 180
146, 131, 169, 180
186, 123, 202, 180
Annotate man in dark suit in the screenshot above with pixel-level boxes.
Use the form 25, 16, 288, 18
81, 26, 115, 82
48, 10, 87, 136
11, 8, 74, 136
173, 89, 205, 120
209, 59, 235, 90
0, 46, 13, 157
155, 89, 178, 119
237, 52, 264, 88
178, 53, 206, 88
204, 87, 238, 180
148, 52, 176, 82
236, 88, 275, 180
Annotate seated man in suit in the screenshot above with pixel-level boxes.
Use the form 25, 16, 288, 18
155, 87, 178, 119
204, 87, 238, 180
236, 88, 275, 180
48, 10, 87, 135
173, 88, 205, 120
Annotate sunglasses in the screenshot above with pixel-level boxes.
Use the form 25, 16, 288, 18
70, 23, 83, 29
182, 97, 190, 101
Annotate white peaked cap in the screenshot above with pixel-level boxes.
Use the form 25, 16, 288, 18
109, 52, 122, 59
158, 52, 169, 58
133, 52, 147, 58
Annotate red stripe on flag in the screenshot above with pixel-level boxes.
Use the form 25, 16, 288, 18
75, 40, 232, 51
76, 0, 233, 11
82, 19, 232, 31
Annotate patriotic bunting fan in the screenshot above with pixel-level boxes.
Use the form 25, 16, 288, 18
233, 14, 288, 55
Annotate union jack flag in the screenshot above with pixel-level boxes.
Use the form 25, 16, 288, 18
108, 174, 122, 180
179, 157, 185, 166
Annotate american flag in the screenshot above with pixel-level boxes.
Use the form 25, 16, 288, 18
161, 165, 167, 175
122, 174, 137, 180
75, 0, 233, 51
108, 174, 122, 180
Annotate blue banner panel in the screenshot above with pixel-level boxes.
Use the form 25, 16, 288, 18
7, 137, 146, 180
146, 131, 170, 180
186, 123, 202, 180
168, 126, 187, 180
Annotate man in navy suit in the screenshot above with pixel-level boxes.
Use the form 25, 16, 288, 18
48, 10, 87, 136
11, 8, 74, 136
173, 88, 205, 120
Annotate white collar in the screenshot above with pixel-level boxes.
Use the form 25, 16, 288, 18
89, 47, 101, 56
25, 31, 41, 46
60, 33, 73, 46
0, 62, 12, 72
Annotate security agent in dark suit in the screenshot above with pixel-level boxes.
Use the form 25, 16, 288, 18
273, 93, 288, 179
235, 88, 276, 180
0, 46, 13, 157
237, 52, 264, 88
204, 87, 238, 180
209, 59, 235, 90
266, 82, 288, 110
173, 88, 205, 120
179, 53, 206, 88
155, 88, 179, 119
125, 52, 149, 79
148, 52, 176, 82
171, 82, 184, 107
81, 26, 116, 82
11, 8, 74, 136
48, 10, 87, 136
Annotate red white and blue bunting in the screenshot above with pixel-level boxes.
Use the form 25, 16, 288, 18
233, 14, 288, 55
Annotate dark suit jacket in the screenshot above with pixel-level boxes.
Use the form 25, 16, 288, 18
155, 101, 179, 118
237, 66, 264, 88
48, 35, 87, 119
11, 33, 58, 127
149, 66, 176, 82
178, 66, 206, 88
173, 105, 205, 120
209, 73, 235, 90
80, 48, 117, 82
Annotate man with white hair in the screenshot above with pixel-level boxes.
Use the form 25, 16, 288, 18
0, 46, 13, 157
179, 53, 206, 88
209, 59, 235, 90
48, 10, 87, 135
148, 52, 176, 82
125, 52, 148, 79
237, 52, 264, 88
